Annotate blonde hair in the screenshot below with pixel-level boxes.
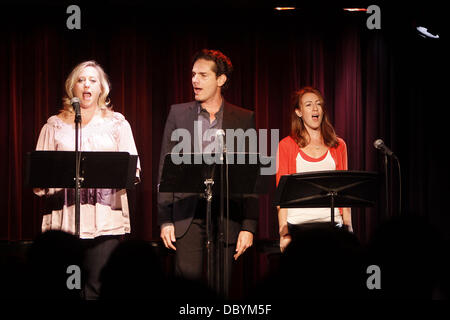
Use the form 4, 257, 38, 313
60, 60, 112, 119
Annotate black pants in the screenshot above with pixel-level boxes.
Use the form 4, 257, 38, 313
81, 235, 120, 300
175, 218, 235, 295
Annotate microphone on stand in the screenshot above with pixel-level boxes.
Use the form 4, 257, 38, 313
71, 97, 81, 123
374, 138, 402, 215
373, 139, 396, 158
216, 129, 226, 161
70, 96, 82, 236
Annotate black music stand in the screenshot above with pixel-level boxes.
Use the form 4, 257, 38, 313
159, 152, 268, 297
274, 170, 379, 225
26, 151, 138, 235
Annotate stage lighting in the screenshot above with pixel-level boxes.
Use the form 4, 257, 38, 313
343, 8, 367, 12
416, 26, 440, 39
274, 7, 296, 11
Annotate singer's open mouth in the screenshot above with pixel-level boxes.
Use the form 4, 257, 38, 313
83, 92, 92, 99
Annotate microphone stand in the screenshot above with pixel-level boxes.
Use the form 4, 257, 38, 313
74, 113, 82, 236
217, 134, 226, 298
218, 144, 230, 299
384, 154, 389, 219
395, 155, 401, 215
204, 176, 215, 290
224, 146, 230, 299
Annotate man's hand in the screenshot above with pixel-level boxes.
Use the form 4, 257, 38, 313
234, 231, 253, 260
160, 224, 176, 250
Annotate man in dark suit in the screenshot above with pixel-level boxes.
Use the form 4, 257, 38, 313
157, 49, 258, 286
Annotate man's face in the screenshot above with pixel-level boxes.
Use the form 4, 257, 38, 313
192, 58, 225, 103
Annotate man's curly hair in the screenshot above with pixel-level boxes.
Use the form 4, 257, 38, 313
192, 49, 233, 90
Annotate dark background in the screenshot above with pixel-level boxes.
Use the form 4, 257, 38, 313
1, 0, 448, 295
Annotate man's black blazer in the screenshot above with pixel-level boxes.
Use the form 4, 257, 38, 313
157, 100, 258, 241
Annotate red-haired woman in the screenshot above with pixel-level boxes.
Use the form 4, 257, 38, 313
276, 86, 352, 252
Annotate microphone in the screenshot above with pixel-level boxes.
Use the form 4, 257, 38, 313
216, 129, 226, 161
71, 97, 81, 123
373, 139, 395, 157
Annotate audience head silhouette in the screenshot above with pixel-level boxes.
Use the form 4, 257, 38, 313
367, 215, 442, 299
27, 230, 83, 299
99, 239, 166, 299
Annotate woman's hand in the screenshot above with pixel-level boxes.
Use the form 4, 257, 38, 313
280, 234, 292, 253
343, 208, 353, 233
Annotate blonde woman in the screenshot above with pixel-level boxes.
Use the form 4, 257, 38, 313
34, 60, 140, 299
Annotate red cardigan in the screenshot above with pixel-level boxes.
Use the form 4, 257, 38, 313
276, 135, 348, 186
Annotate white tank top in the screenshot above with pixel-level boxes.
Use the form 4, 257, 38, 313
287, 149, 342, 225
